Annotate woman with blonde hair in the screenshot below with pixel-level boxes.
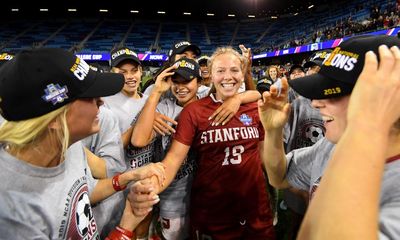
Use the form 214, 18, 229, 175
0, 48, 165, 239
129, 46, 275, 239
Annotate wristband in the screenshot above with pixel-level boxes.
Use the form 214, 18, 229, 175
105, 226, 134, 240
112, 173, 127, 191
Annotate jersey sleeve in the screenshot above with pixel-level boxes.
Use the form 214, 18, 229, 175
285, 144, 316, 191
173, 105, 197, 147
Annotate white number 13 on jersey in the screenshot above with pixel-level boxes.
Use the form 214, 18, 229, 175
222, 145, 244, 165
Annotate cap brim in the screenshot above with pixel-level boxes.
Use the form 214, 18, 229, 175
111, 56, 141, 68
80, 72, 124, 98
288, 73, 353, 99
172, 72, 194, 83
303, 61, 317, 68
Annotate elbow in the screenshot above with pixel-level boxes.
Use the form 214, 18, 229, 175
131, 137, 148, 148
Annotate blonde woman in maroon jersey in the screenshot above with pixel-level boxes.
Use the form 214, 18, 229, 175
129, 47, 276, 240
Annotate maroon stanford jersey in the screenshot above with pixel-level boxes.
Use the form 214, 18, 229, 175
174, 95, 271, 224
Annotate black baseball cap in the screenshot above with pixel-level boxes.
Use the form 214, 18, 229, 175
256, 77, 274, 94
289, 64, 304, 75
110, 47, 141, 68
169, 41, 201, 57
303, 49, 333, 68
0, 48, 124, 121
171, 57, 202, 83
197, 56, 210, 65
288, 35, 400, 100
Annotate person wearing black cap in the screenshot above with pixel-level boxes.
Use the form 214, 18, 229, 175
104, 46, 158, 240
299, 39, 400, 239
0, 48, 165, 239
258, 35, 400, 240
131, 57, 201, 239
142, 40, 201, 96
277, 51, 330, 240
303, 49, 332, 76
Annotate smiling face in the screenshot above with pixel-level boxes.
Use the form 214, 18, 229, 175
66, 98, 103, 143
171, 76, 199, 107
311, 95, 350, 143
211, 53, 244, 101
115, 60, 142, 96
268, 66, 278, 80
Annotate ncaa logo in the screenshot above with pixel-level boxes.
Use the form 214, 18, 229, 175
239, 114, 252, 126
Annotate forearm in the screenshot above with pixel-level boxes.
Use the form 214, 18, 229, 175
131, 91, 161, 147
238, 90, 261, 104
85, 148, 107, 179
89, 171, 134, 204
122, 126, 133, 148
263, 129, 290, 188
299, 124, 387, 240
244, 65, 256, 90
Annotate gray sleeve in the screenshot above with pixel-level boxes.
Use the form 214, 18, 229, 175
379, 201, 400, 240
79, 143, 99, 194
286, 138, 334, 192
285, 145, 315, 191
92, 108, 127, 176
379, 170, 400, 240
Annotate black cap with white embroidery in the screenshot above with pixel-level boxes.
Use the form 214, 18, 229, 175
171, 57, 202, 83
169, 41, 201, 57
0, 48, 124, 121
109, 47, 141, 68
288, 35, 400, 99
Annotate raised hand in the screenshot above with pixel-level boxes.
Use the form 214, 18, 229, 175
154, 65, 177, 93
258, 78, 291, 131
347, 45, 400, 134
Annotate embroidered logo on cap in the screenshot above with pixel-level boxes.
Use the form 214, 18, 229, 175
239, 114, 252, 126
323, 47, 359, 72
42, 84, 69, 105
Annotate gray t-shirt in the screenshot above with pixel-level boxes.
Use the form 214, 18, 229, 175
81, 106, 126, 235
286, 137, 335, 198
288, 141, 400, 240
103, 92, 155, 169
103, 92, 148, 134
0, 142, 99, 239
155, 98, 197, 218
282, 96, 325, 214
379, 159, 400, 240
82, 106, 127, 177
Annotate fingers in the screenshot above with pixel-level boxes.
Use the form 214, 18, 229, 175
268, 78, 288, 99
208, 107, 222, 122
156, 118, 176, 135
153, 114, 177, 136
213, 110, 233, 126
160, 114, 178, 125
377, 45, 395, 76
221, 113, 234, 126
359, 51, 378, 81
151, 163, 166, 187
153, 124, 165, 136
389, 46, 400, 81
128, 181, 160, 216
